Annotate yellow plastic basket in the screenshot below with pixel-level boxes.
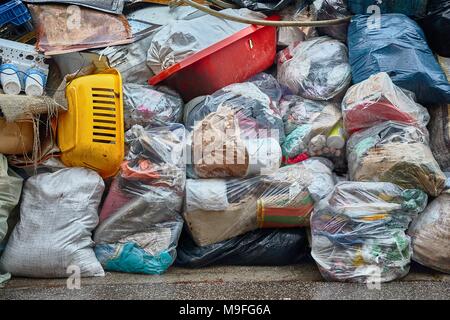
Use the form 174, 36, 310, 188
58, 69, 124, 178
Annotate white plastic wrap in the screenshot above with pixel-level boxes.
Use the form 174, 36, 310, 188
342, 72, 430, 135
347, 121, 446, 197
184, 158, 335, 246
311, 181, 428, 283
277, 36, 351, 101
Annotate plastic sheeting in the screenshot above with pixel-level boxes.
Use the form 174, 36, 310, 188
348, 14, 450, 104
347, 121, 446, 197
183, 158, 335, 246
408, 191, 450, 274
314, 0, 351, 42
123, 84, 183, 130
311, 181, 428, 283
277, 36, 351, 101
94, 124, 185, 274
28, 4, 132, 55
419, 0, 450, 57
347, 0, 428, 17
278, 3, 318, 47
342, 72, 430, 135
280, 95, 345, 168
0, 168, 105, 278
229, 0, 294, 13
147, 9, 265, 74
185, 74, 284, 179
429, 104, 450, 172
176, 228, 308, 268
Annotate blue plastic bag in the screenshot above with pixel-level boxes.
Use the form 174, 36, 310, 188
348, 14, 450, 104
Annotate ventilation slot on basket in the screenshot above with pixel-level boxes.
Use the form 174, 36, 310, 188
91, 88, 118, 145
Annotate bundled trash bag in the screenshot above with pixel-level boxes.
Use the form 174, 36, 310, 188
28, 4, 133, 55
311, 181, 428, 283
348, 14, 450, 104
408, 190, 450, 273
347, 121, 446, 197
0, 155, 22, 244
147, 9, 265, 74
277, 36, 351, 101
95, 219, 183, 275
184, 158, 335, 246
185, 74, 284, 179
314, 0, 351, 42
342, 72, 430, 135
176, 228, 308, 268
418, 0, 450, 57
229, 0, 294, 13
94, 124, 186, 274
0, 168, 105, 278
280, 95, 346, 168
429, 104, 450, 172
123, 84, 183, 130
347, 0, 428, 17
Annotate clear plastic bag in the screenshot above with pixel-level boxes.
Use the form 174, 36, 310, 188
95, 219, 183, 275
311, 181, 428, 283
186, 74, 285, 179
97, 124, 185, 230
123, 84, 183, 130
408, 191, 450, 273
342, 72, 430, 135
280, 95, 346, 168
347, 121, 446, 197
94, 124, 186, 274
277, 36, 351, 101
183, 158, 335, 246
28, 4, 132, 55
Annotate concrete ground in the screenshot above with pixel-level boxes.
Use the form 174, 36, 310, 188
1, 259, 449, 300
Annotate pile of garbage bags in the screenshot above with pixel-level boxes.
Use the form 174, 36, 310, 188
0, 0, 450, 285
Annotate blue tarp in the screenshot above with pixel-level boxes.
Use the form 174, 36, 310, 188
348, 14, 450, 104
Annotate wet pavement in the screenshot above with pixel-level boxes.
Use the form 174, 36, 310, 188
1, 260, 449, 300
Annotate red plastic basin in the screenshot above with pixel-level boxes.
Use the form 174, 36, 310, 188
148, 16, 279, 102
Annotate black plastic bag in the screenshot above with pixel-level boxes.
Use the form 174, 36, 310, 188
418, 0, 450, 57
175, 228, 308, 268
229, 0, 295, 13
315, 0, 351, 42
